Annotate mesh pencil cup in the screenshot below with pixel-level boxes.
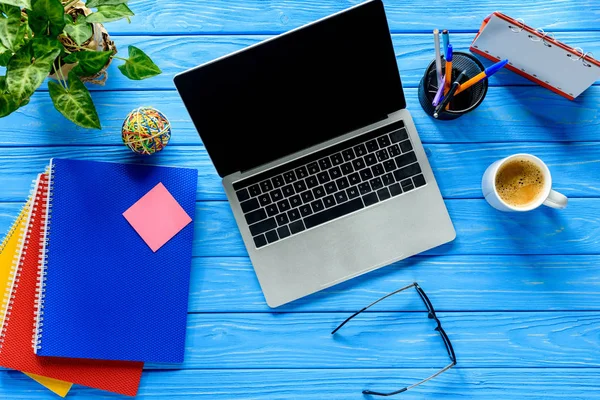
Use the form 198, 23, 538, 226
418, 51, 488, 120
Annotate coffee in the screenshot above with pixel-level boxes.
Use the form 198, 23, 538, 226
495, 158, 545, 207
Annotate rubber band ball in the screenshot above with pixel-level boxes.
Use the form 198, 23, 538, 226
122, 107, 171, 155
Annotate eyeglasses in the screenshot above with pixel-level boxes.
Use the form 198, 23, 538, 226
331, 282, 456, 396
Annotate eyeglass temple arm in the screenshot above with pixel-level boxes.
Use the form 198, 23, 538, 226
331, 283, 417, 335
362, 361, 456, 396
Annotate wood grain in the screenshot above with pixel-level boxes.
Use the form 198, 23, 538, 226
1, 199, 599, 257
123, 312, 600, 368
187, 255, 600, 312
1, 85, 599, 147
2, 368, 600, 399
3, 32, 597, 92
0, 143, 598, 201
101, 0, 600, 34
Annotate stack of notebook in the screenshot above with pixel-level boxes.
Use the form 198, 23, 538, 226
0, 159, 198, 397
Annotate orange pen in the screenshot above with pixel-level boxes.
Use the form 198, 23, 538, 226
443, 44, 453, 94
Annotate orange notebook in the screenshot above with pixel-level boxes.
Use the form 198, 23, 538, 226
0, 201, 72, 396
470, 12, 600, 100
0, 174, 144, 396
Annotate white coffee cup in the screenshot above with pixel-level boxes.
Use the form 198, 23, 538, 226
482, 154, 567, 212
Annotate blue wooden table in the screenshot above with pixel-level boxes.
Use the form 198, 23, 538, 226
2, 0, 600, 398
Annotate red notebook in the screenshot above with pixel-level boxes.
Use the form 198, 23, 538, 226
0, 174, 144, 396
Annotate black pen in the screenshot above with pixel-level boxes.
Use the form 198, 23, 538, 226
433, 70, 467, 118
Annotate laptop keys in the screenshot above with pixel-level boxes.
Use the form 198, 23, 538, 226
249, 217, 277, 236
266, 204, 278, 216
289, 220, 305, 234
258, 193, 271, 206
318, 158, 331, 171
272, 175, 285, 188
236, 188, 250, 202
239, 119, 426, 248
304, 198, 363, 229
331, 153, 344, 166
277, 225, 291, 239
260, 180, 273, 192
362, 192, 378, 207
413, 174, 426, 187
295, 166, 309, 179
245, 208, 267, 225
276, 213, 289, 226
282, 184, 295, 197
265, 230, 279, 244
365, 139, 378, 152
307, 162, 320, 174
342, 148, 355, 161
400, 140, 413, 153
288, 209, 301, 221
395, 151, 417, 169
253, 234, 267, 248
241, 198, 260, 213
390, 128, 408, 143
283, 171, 296, 183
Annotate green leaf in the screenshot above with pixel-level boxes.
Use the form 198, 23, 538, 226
0, 0, 31, 9
85, 0, 127, 8
63, 49, 112, 75
28, 0, 65, 38
0, 75, 20, 117
117, 45, 161, 80
48, 70, 101, 129
6, 37, 61, 104
0, 42, 12, 66
63, 14, 93, 46
85, 4, 133, 23
0, 4, 22, 51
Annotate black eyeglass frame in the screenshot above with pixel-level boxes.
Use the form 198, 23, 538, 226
331, 282, 457, 396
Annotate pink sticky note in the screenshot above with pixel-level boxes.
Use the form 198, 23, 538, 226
123, 182, 192, 252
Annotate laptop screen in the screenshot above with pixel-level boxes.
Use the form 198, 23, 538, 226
174, 0, 405, 177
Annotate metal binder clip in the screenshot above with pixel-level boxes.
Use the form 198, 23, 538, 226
542, 32, 555, 47
509, 18, 525, 33
582, 52, 594, 67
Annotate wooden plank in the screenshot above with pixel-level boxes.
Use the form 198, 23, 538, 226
3, 32, 597, 92
100, 312, 600, 368
187, 255, 600, 312
1, 199, 600, 257
2, 368, 600, 399
0, 142, 598, 201
0, 85, 599, 147
101, 0, 600, 34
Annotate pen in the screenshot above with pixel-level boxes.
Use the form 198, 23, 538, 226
455, 59, 509, 95
443, 44, 453, 94
432, 83, 444, 107
442, 29, 449, 58
433, 29, 443, 89
434, 70, 467, 118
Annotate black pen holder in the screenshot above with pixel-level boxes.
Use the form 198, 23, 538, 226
418, 51, 488, 120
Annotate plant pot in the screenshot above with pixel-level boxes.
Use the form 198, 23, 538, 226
47, 1, 117, 85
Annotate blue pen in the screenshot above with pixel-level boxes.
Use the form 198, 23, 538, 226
442, 30, 449, 58
455, 59, 509, 95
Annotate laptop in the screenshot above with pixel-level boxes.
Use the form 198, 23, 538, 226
174, 0, 456, 307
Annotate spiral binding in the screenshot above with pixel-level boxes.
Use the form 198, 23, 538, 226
33, 168, 53, 353
507, 18, 595, 68
0, 184, 34, 353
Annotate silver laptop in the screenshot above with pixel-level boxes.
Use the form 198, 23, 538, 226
174, 0, 456, 307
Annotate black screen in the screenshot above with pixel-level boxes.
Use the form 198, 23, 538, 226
174, 0, 405, 177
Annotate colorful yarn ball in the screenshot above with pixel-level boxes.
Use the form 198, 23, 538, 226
122, 107, 171, 155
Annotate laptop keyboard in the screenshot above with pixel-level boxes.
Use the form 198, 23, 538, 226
232, 121, 427, 248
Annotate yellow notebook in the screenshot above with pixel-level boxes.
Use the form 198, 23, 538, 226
0, 203, 73, 397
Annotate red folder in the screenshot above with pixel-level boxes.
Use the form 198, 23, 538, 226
0, 174, 143, 396
470, 12, 600, 100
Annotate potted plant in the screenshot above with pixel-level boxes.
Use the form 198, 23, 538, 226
0, 0, 161, 129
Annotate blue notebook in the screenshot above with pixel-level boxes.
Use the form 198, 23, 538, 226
35, 158, 197, 363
